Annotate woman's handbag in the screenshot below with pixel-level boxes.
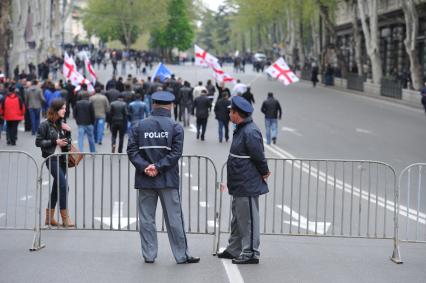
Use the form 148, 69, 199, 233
68, 143, 83, 168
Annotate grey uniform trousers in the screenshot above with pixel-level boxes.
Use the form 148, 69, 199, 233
138, 189, 190, 263
224, 196, 260, 259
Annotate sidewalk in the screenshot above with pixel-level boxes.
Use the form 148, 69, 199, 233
299, 79, 424, 111
1, 230, 425, 283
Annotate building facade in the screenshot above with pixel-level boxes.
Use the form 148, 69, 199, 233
335, 0, 426, 86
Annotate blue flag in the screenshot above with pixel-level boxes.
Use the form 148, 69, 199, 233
151, 63, 172, 82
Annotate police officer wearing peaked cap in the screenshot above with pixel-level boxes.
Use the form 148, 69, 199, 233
217, 95, 271, 264
127, 91, 200, 264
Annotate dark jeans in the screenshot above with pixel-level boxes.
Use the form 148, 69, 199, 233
46, 158, 69, 210
196, 117, 208, 140
111, 122, 126, 153
6, 120, 19, 144
29, 108, 41, 135
217, 119, 229, 142
422, 96, 426, 115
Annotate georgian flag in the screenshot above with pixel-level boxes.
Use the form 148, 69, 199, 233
209, 60, 235, 83
194, 44, 219, 67
265, 57, 299, 86
63, 52, 94, 93
84, 53, 97, 83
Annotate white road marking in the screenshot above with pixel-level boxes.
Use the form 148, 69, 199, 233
277, 205, 331, 235
94, 201, 136, 229
184, 173, 193, 178
222, 259, 245, 283
20, 195, 33, 201
199, 201, 209, 208
42, 181, 49, 186
264, 140, 426, 224
208, 220, 218, 228
189, 124, 197, 133
181, 162, 186, 167
356, 128, 372, 134
281, 126, 302, 136
0, 213, 4, 219
18, 127, 25, 132
191, 186, 199, 191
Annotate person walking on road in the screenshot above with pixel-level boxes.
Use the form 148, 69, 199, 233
127, 91, 200, 264
261, 92, 282, 145
242, 86, 255, 105
214, 91, 231, 143
192, 89, 211, 141
109, 93, 128, 153
421, 82, 426, 115
35, 98, 74, 227
179, 81, 193, 127
128, 92, 149, 127
25, 80, 45, 135
74, 91, 96, 152
216, 96, 271, 264
89, 85, 110, 145
311, 62, 319, 87
0, 84, 26, 146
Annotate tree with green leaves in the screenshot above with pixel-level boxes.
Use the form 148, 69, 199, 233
149, 0, 194, 61
82, 0, 167, 50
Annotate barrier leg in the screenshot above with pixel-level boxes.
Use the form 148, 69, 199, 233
30, 176, 45, 251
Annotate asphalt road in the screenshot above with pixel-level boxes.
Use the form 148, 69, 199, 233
1, 63, 426, 282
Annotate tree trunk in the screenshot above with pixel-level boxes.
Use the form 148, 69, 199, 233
358, 0, 382, 84
311, 15, 320, 61
350, 0, 363, 75
0, 0, 11, 74
401, 0, 423, 90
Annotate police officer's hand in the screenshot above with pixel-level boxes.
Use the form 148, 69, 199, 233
262, 172, 271, 181
144, 164, 158, 177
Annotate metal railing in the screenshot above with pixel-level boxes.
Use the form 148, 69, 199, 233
347, 73, 364, 91
0, 151, 39, 231
31, 153, 219, 252
398, 163, 426, 243
216, 158, 402, 263
381, 78, 402, 99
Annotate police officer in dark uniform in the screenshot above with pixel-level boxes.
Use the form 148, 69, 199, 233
127, 91, 200, 264
217, 96, 271, 264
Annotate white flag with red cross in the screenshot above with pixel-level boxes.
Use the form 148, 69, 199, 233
84, 53, 97, 83
194, 44, 219, 67
63, 52, 94, 93
210, 61, 235, 83
265, 57, 299, 86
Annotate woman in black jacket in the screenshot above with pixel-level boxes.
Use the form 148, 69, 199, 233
35, 98, 74, 227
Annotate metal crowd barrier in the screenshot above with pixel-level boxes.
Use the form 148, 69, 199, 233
216, 158, 402, 263
0, 151, 39, 231
398, 163, 426, 243
30, 153, 219, 252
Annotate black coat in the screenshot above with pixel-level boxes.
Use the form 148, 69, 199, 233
214, 98, 231, 121
193, 95, 211, 119
74, 99, 95, 125
261, 97, 282, 119
35, 119, 70, 160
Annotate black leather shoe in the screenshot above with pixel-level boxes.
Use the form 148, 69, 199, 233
144, 259, 155, 263
177, 256, 200, 264
232, 257, 259, 264
217, 251, 235, 259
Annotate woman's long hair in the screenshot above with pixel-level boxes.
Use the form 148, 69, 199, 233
46, 98, 66, 123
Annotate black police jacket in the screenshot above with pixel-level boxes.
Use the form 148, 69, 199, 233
127, 108, 183, 190
227, 117, 269, 197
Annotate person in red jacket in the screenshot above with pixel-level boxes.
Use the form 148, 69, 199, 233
0, 84, 25, 145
